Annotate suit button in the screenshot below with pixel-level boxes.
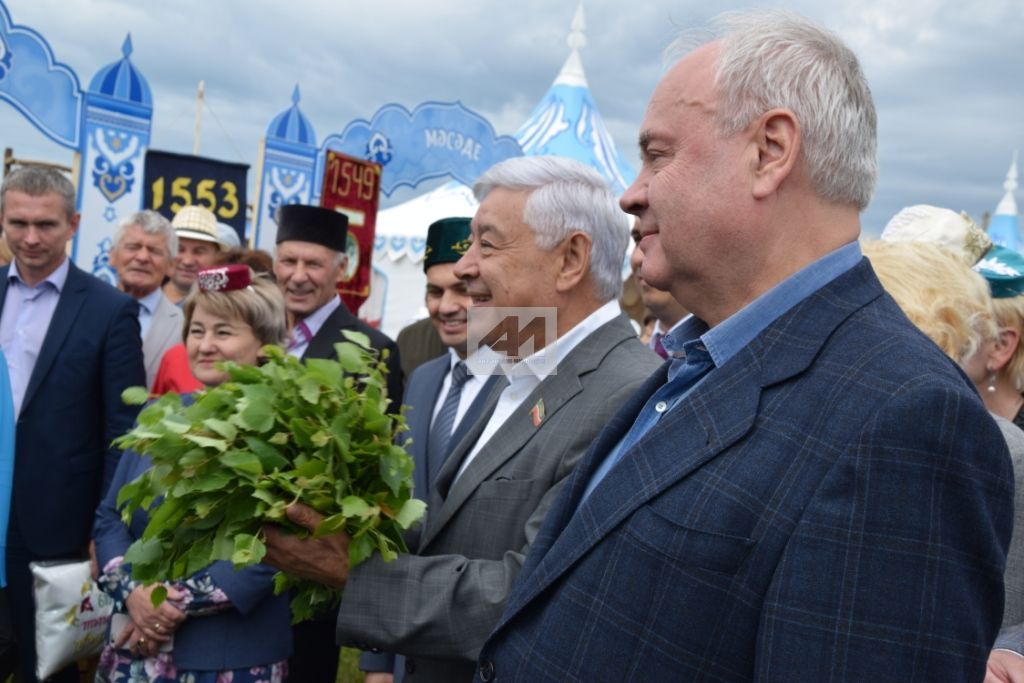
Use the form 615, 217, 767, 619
479, 660, 495, 682
405, 659, 416, 674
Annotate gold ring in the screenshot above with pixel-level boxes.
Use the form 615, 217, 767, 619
154, 622, 163, 632
138, 636, 146, 647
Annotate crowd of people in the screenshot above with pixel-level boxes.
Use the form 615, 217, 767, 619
0, 8, 1021, 683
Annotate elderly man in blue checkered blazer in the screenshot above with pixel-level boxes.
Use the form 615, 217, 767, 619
472, 11, 1015, 683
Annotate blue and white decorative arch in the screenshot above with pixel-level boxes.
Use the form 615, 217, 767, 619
0, 1, 153, 284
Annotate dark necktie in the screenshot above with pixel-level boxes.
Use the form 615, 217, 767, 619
426, 361, 470, 487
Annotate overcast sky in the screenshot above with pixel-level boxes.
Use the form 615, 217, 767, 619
0, 0, 1021, 235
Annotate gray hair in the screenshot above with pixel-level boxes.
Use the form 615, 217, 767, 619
0, 166, 77, 219
473, 156, 630, 301
667, 10, 877, 211
113, 210, 177, 257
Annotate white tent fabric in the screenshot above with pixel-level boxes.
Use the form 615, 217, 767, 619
371, 3, 635, 337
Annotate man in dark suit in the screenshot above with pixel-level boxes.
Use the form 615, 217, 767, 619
263, 156, 661, 682
471, 11, 1015, 682
361, 217, 500, 682
0, 167, 145, 682
272, 203, 402, 682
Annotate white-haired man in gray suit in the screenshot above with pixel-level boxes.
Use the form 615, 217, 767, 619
264, 155, 661, 683
109, 210, 183, 388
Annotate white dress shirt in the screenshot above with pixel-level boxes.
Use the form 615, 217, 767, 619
454, 300, 622, 481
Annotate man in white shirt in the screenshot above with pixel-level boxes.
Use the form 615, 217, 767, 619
264, 156, 661, 683
109, 210, 183, 388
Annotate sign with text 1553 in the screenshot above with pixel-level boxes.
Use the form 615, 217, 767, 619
144, 150, 249, 238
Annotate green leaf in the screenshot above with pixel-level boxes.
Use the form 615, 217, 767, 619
184, 434, 229, 452
298, 377, 321, 404
149, 584, 168, 607
340, 330, 372, 349
244, 437, 289, 471
333, 342, 366, 373
122, 386, 150, 405
395, 498, 427, 529
162, 414, 192, 434
341, 496, 371, 519
316, 512, 349, 535
124, 537, 163, 567
348, 532, 375, 567
220, 451, 263, 476
231, 533, 267, 566
203, 418, 238, 441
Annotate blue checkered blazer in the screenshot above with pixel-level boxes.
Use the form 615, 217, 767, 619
475, 259, 1014, 682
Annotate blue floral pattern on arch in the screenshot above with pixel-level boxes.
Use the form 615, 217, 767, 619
91, 128, 140, 203
92, 236, 117, 285
0, 33, 12, 81
265, 167, 309, 221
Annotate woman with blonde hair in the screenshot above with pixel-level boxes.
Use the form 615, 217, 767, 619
974, 248, 1024, 429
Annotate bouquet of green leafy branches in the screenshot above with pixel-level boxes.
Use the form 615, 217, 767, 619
112, 332, 424, 623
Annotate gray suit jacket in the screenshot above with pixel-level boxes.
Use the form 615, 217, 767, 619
142, 292, 183, 389
336, 314, 661, 682
995, 413, 1024, 652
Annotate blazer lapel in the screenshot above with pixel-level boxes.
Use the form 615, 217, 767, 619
21, 264, 89, 413
423, 315, 638, 548
142, 294, 182, 381
498, 259, 888, 625
302, 301, 355, 361
405, 356, 450, 497
0, 266, 9, 316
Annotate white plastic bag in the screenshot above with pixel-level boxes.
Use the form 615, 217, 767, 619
31, 560, 112, 679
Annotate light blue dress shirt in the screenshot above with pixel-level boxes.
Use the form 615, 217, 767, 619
0, 258, 69, 416
136, 287, 164, 342
581, 241, 863, 504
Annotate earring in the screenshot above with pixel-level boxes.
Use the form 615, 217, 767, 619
987, 372, 998, 394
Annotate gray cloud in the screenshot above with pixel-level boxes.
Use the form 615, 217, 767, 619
1, 0, 1021, 234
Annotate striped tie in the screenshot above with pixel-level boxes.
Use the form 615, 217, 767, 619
426, 361, 470, 487
288, 321, 313, 352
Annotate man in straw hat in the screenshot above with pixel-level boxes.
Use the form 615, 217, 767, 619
162, 205, 226, 306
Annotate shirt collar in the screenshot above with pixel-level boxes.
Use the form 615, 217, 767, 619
663, 241, 862, 370
298, 295, 342, 338
137, 288, 164, 316
8, 257, 70, 292
510, 299, 622, 382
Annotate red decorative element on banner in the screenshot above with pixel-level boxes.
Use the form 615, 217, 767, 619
320, 150, 381, 318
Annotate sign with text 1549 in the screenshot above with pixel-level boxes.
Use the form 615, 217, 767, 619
320, 150, 381, 317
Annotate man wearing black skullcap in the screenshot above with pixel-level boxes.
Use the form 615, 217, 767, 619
272, 203, 402, 681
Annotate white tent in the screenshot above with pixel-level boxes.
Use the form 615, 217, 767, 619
370, 3, 636, 337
